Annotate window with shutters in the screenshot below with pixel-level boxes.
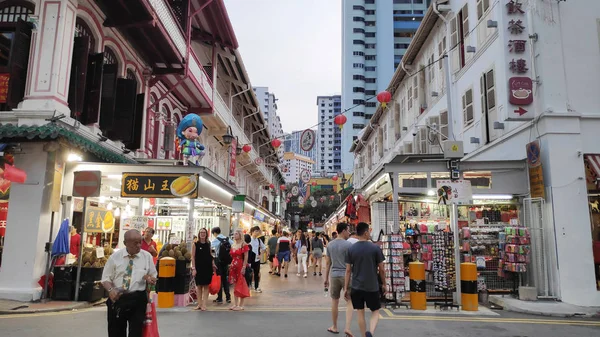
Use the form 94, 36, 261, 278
99, 46, 119, 132
476, 0, 494, 46
0, 2, 33, 111
413, 76, 419, 112
481, 68, 498, 143
407, 86, 413, 110
451, 5, 469, 72
394, 102, 401, 139
462, 88, 474, 127
378, 128, 384, 157
147, 95, 157, 157
438, 36, 447, 93
429, 54, 435, 83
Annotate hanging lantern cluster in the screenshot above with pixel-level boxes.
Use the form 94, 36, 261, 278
271, 138, 282, 149
280, 184, 286, 191
334, 114, 347, 130
377, 90, 392, 109
269, 183, 274, 189
242, 144, 252, 153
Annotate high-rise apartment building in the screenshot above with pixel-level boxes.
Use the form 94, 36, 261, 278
284, 130, 317, 163
253, 87, 285, 160
316, 95, 342, 176
282, 152, 315, 184
341, 0, 430, 172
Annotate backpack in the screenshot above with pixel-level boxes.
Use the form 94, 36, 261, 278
217, 237, 232, 265
248, 244, 257, 263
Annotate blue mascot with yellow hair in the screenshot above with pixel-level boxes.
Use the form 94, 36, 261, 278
176, 114, 205, 166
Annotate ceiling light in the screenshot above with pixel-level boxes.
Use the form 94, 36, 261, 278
472, 194, 513, 200
107, 201, 113, 210
182, 197, 190, 203
114, 207, 120, 217
125, 201, 131, 213
67, 153, 82, 162
107, 175, 122, 180
427, 190, 436, 196
99, 196, 106, 203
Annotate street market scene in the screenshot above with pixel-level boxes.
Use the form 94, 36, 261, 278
0, 0, 600, 336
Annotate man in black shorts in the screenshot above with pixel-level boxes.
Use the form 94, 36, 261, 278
345, 222, 385, 337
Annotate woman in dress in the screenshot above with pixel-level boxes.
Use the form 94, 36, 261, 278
191, 228, 216, 311
295, 232, 308, 278
229, 228, 249, 311
311, 232, 325, 276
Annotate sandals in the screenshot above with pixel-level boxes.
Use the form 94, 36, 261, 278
327, 328, 340, 334
232, 306, 244, 311
344, 332, 354, 337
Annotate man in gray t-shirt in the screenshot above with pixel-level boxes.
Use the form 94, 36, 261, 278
345, 222, 386, 337
323, 223, 353, 336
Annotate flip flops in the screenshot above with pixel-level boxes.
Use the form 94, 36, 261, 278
327, 328, 340, 334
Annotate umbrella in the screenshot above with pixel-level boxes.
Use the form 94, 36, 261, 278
51, 219, 70, 257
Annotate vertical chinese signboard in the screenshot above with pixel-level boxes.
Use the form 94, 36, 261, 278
526, 140, 545, 199
503, 0, 535, 121
0, 74, 10, 103
229, 138, 237, 180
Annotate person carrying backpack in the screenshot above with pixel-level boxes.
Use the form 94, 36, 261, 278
211, 227, 233, 304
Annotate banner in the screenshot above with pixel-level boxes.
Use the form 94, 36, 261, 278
121, 173, 198, 198
435, 180, 473, 205
229, 138, 237, 179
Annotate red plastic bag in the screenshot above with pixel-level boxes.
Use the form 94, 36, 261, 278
142, 300, 160, 337
234, 275, 250, 298
208, 273, 221, 295
273, 256, 279, 268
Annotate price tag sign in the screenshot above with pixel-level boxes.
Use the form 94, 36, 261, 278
96, 247, 105, 259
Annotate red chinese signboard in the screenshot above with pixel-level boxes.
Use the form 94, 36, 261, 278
0, 74, 10, 103
229, 137, 237, 178
509, 77, 533, 105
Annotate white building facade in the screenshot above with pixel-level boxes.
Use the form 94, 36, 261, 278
352, 0, 600, 307
317, 95, 342, 176
283, 152, 314, 184
341, 0, 431, 172
253, 86, 285, 161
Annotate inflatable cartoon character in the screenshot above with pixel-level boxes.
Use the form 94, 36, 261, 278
176, 114, 205, 166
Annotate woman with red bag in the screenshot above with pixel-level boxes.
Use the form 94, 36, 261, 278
229, 228, 250, 311
191, 228, 217, 311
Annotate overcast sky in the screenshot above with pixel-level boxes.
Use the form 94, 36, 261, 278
224, 0, 341, 133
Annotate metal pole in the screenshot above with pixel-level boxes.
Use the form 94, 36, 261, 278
187, 198, 195, 253
451, 203, 461, 305
74, 197, 87, 301
42, 211, 55, 302
443, 54, 454, 140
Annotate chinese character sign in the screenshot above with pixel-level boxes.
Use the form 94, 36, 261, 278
229, 137, 237, 179
84, 206, 115, 233
0, 74, 9, 103
121, 173, 199, 198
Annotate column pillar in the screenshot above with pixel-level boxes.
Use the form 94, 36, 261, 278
17, 0, 78, 120
0, 143, 57, 301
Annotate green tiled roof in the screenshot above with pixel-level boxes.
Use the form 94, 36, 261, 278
0, 123, 137, 164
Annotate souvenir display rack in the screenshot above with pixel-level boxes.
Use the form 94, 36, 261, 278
379, 233, 408, 308
432, 229, 458, 310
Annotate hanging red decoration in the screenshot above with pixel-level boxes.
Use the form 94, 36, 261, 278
280, 184, 286, 190
311, 181, 317, 186
332, 176, 339, 181
242, 144, 252, 153
269, 183, 274, 189
377, 90, 392, 109
333, 114, 347, 130
286, 198, 290, 203
271, 139, 282, 149
2, 164, 26, 183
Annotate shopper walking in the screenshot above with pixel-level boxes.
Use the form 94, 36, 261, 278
250, 226, 266, 292
275, 231, 292, 277
267, 229, 279, 274
295, 232, 309, 278
191, 228, 216, 311
211, 227, 233, 304
345, 222, 386, 337
101, 230, 157, 337
229, 229, 249, 311
312, 232, 325, 276
324, 223, 354, 337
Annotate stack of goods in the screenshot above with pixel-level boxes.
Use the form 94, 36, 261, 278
432, 230, 456, 292
461, 227, 501, 261
499, 227, 530, 275
159, 243, 192, 261
381, 234, 406, 302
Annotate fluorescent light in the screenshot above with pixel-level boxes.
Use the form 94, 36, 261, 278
99, 196, 106, 203
427, 189, 436, 196
107, 202, 113, 210
472, 194, 513, 200
365, 174, 386, 192
114, 207, 120, 217
182, 197, 190, 203
67, 153, 82, 162
200, 177, 233, 198
107, 175, 122, 180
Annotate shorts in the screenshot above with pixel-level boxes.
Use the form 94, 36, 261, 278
268, 254, 275, 262
350, 289, 381, 312
278, 251, 291, 262
330, 277, 350, 300
313, 248, 323, 259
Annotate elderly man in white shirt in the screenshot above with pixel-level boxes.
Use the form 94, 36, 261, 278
102, 230, 157, 337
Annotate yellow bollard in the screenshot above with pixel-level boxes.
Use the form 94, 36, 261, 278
461, 263, 478, 311
409, 262, 426, 310
157, 257, 175, 308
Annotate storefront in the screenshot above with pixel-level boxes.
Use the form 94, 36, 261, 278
584, 154, 600, 290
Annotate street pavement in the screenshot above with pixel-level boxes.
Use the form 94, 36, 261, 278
1, 263, 600, 336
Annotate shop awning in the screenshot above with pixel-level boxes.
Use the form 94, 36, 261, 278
585, 154, 600, 189
0, 123, 136, 164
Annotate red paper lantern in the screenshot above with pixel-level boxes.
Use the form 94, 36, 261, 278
280, 184, 286, 190
332, 176, 339, 181
269, 183, 274, 189
271, 139, 282, 148
377, 90, 392, 109
311, 181, 317, 186
242, 144, 252, 153
334, 114, 347, 130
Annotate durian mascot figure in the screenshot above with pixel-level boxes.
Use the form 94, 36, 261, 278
176, 114, 205, 166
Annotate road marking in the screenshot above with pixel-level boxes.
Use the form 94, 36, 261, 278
380, 315, 600, 326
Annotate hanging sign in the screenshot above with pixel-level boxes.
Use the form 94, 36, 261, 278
123, 216, 150, 231
436, 180, 473, 205
232, 195, 245, 213
254, 157, 264, 165
526, 140, 545, 199
172, 216, 187, 232
0, 74, 9, 103
300, 169, 311, 183
84, 206, 115, 233
156, 217, 172, 231
121, 173, 198, 198
229, 137, 237, 178
291, 186, 299, 196
300, 129, 316, 152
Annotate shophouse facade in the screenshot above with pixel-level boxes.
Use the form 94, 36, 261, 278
351, 0, 600, 307
0, 0, 284, 301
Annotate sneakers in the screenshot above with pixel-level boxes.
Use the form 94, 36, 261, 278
255, 288, 262, 293
303, 274, 307, 278
296, 273, 301, 277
